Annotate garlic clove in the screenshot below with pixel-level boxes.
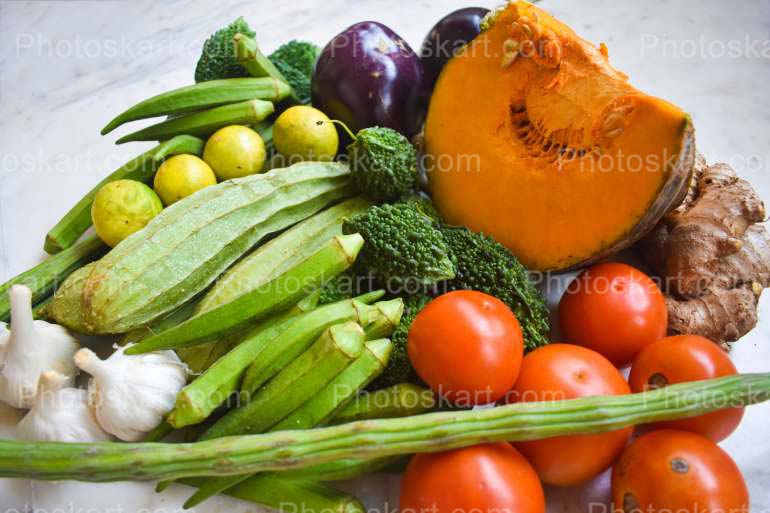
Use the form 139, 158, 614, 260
16, 371, 111, 442
75, 345, 187, 441
0, 285, 80, 409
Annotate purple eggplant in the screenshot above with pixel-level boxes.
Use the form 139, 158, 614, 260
312, 21, 424, 139
420, 7, 490, 94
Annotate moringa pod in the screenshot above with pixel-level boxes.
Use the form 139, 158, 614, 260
61, 162, 353, 334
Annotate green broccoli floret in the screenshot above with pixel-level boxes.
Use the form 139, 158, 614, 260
369, 294, 431, 390
348, 127, 419, 202
195, 17, 256, 83
342, 203, 455, 289
268, 41, 321, 105
440, 226, 551, 351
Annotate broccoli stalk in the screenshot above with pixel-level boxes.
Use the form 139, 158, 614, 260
194, 17, 255, 83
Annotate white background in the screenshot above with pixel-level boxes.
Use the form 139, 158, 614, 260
0, 0, 768, 511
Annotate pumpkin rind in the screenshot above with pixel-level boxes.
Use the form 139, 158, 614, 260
424, 1, 695, 271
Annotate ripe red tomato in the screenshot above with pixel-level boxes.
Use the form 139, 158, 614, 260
558, 262, 667, 367
612, 430, 749, 513
400, 443, 545, 513
408, 290, 524, 405
510, 344, 633, 486
628, 335, 743, 441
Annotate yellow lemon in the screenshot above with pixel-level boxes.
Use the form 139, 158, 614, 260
91, 179, 163, 247
203, 125, 266, 180
153, 154, 217, 206
273, 105, 339, 164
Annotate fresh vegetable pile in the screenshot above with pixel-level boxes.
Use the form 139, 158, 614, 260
0, 2, 768, 513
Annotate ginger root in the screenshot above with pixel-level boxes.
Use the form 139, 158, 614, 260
639, 157, 769, 347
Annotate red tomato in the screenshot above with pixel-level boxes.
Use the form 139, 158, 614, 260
558, 262, 667, 367
612, 430, 749, 513
400, 443, 545, 513
408, 291, 524, 405
510, 344, 633, 486
628, 335, 744, 441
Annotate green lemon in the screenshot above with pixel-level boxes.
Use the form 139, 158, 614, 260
203, 125, 266, 180
153, 154, 217, 206
91, 179, 163, 247
273, 105, 339, 163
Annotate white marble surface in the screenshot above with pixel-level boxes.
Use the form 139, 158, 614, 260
0, 0, 769, 511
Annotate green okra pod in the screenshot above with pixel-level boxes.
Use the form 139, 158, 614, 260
166, 298, 377, 429
274, 338, 393, 432
44, 136, 205, 254
333, 383, 437, 424
182, 475, 364, 513
1, 374, 769, 482
240, 297, 403, 396
131, 197, 370, 370
116, 99, 274, 144
196, 197, 372, 314
125, 233, 364, 354
183, 336, 390, 507
184, 322, 366, 506
102, 77, 291, 135
363, 299, 405, 340
200, 321, 365, 440
1, 235, 106, 322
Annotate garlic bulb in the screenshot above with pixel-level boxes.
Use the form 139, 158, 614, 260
74, 345, 187, 441
0, 322, 8, 363
0, 285, 80, 409
16, 371, 111, 442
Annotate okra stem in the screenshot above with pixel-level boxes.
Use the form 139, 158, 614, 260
1, 374, 768, 481
125, 234, 364, 355
101, 77, 291, 135
116, 99, 274, 144
1, 234, 107, 321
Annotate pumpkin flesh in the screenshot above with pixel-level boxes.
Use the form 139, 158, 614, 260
425, 1, 694, 271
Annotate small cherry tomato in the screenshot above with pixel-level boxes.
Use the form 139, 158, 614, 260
408, 290, 524, 405
628, 335, 743, 441
400, 443, 545, 513
612, 430, 749, 513
510, 344, 632, 486
559, 262, 667, 367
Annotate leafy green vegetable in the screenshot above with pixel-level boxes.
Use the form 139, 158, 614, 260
440, 225, 551, 350
268, 40, 321, 104
348, 127, 418, 201
342, 203, 455, 289
195, 17, 256, 83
